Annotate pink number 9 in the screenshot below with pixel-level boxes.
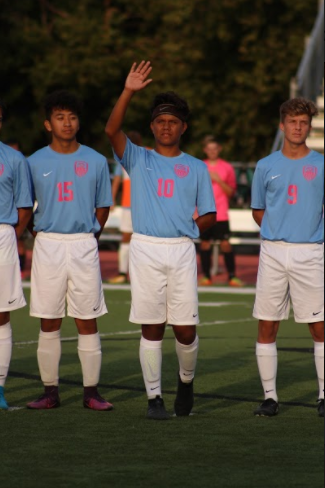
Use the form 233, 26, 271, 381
287, 185, 298, 205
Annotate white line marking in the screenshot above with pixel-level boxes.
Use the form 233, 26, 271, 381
199, 302, 249, 307
14, 317, 255, 347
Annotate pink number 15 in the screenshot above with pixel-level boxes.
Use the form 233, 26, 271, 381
57, 182, 74, 202
287, 185, 298, 205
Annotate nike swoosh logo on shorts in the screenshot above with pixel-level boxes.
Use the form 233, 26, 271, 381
93, 306, 100, 312
313, 312, 321, 316
43, 172, 53, 177
8, 299, 17, 305
271, 175, 281, 180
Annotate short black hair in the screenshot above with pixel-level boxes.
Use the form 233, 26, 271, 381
0, 99, 7, 119
44, 90, 83, 120
150, 92, 191, 122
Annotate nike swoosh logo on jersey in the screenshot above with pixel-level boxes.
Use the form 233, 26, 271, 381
271, 175, 281, 180
43, 172, 53, 177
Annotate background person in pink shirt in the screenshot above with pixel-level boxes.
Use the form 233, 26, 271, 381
199, 137, 243, 287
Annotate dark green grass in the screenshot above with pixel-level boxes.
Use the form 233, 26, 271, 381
0, 290, 323, 488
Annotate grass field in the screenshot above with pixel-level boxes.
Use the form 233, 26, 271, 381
1, 288, 323, 488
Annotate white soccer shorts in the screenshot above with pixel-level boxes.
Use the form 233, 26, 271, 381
0, 224, 26, 312
30, 232, 107, 320
254, 240, 324, 323
120, 208, 133, 234
129, 233, 199, 326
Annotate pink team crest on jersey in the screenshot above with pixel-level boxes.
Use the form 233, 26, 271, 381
174, 164, 190, 178
303, 165, 318, 181
0, 163, 4, 177
74, 161, 88, 177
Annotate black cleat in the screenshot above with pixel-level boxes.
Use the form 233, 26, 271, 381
317, 399, 324, 418
174, 375, 194, 417
254, 398, 279, 417
147, 396, 170, 421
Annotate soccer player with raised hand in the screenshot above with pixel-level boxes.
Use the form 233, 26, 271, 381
106, 61, 216, 420
251, 98, 324, 418
0, 99, 33, 410
27, 90, 113, 411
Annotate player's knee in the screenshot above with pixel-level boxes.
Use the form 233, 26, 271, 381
173, 326, 197, 345
309, 322, 324, 342
142, 324, 166, 341
220, 240, 231, 253
258, 320, 278, 342
200, 241, 211, 251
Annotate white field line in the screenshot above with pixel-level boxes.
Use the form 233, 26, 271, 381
22, 282, 256, 295
14, 317, 255, 347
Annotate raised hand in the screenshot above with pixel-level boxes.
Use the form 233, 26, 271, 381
125, 61, 153, 92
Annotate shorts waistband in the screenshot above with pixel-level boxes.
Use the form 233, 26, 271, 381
0, 224, 13, 230
262, 240, 323, 248
132, 233, 193, 245
36, 232, 94, 241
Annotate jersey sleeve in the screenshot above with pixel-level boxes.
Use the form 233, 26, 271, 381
251, 163, 266, 209
13, 153, 33, 208
96, 158, 114, 208
197, 164, 217, 216
113, 138, 146, 174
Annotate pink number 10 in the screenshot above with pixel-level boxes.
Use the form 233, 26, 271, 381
158, 178, 174, 198
287, 185, 298, 205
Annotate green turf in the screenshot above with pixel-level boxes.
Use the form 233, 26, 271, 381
0, 290, 323, 488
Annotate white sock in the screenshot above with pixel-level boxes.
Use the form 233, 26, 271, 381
140, 337, 162, 400
0, 323, 12, 388
176, 336, 199, 384
119, 243, 130, 275
314, 342, 324, 400
256, 342, 278, 402
78, 333, 102, 387
37, 330, 61, 386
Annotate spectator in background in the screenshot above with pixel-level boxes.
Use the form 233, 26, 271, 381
5, 140, 28, 279
199, 136, 243, 287
108, 131, 141, 284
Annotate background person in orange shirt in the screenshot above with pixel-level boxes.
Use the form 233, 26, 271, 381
109, 131, 141, 284
199, 136, 243, 287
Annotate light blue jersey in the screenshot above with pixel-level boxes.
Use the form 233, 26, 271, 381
114, 139, 216, 238
0, 142, 33, 225
114, 163, 123, 177
28, 145, 113, 234
251, 150, 324, 243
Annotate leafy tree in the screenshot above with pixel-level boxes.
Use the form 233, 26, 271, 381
0, 0, 319, 160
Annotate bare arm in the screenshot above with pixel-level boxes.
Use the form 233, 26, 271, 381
196, 212, 217, 234
252, 209, 265, 228
209, 172, 235, 198
111, 175, 123, 207
15, 208, 33, 239
105, 61, 153, 160
95, 207, 110, 241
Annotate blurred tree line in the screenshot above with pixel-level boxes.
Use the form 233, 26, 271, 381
0, 0, 318, 160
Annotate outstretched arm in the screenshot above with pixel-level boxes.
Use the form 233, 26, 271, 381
105, 61, 153, 160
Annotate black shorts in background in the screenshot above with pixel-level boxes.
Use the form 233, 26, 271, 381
200, 221, 231, 242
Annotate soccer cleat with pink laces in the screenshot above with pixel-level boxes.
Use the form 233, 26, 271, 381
27, 386, 61, 410
83, 389, 114, 411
